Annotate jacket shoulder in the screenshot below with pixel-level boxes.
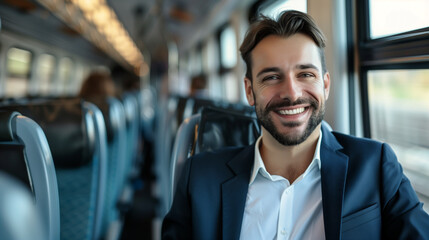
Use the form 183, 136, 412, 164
331, 131, 384, 152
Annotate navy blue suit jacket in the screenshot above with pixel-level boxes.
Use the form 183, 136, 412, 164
162, 126, 429, 239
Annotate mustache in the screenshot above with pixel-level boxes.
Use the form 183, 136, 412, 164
266, 97, 318, 112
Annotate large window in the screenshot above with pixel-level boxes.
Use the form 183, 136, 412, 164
188, 46, 202, 76
37, 53, 56, 96
5, 47, 32, 98
367, 69, 429, 211
202, 36, 220, 99
58, 57, 75, 95
219, 26, 237, 70
358, 0, 429, 212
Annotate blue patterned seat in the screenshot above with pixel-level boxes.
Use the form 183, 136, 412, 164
82, 96, 130, 239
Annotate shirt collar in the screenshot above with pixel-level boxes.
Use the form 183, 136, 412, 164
249, 129, 323, 185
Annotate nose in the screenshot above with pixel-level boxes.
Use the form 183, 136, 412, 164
279, 75, 302, 102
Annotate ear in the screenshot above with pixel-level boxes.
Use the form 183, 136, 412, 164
323, 72, 330, 101
244, 77, 255, 106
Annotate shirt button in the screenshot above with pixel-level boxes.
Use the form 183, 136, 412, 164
281, 229, 286, 235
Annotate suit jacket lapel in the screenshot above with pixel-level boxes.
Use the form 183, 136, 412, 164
222, 144, 254, 240
320, 126, 349, 240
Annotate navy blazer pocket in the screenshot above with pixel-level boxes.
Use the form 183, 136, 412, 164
342, 203, 380, 232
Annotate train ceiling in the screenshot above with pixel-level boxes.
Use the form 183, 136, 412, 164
0, 0, 255, 73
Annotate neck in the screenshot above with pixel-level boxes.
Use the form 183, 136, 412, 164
259, 125, 321, 183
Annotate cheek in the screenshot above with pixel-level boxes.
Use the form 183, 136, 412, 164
254, 88, 272, 105
304, 83, 326, 101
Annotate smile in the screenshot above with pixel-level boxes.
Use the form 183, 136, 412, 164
277, 107, 305, 115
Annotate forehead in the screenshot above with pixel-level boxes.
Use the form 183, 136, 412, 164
251, 34, 322, 74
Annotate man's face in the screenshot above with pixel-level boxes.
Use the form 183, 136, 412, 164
244, 34, 330, 146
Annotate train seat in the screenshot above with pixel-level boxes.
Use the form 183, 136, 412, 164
117, 93, 141, 211
156, 96, 258, 216
0, 110, 60, 240
122, 92, 140, 173
194, 107, 260, 153
168, 106, 260, 211
0, 99, 108, 240
82, 96, 130, 239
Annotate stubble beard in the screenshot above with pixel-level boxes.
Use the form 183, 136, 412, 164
255, 96, 325, 146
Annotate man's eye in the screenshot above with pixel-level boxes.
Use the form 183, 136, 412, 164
299, 73, 315, 78
262, 75, 280, 81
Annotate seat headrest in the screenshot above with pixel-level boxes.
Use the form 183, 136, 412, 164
0, 98, 95, 168
81, 96, 114, 143
196, 106, 260, 154
0, 111, 20, 142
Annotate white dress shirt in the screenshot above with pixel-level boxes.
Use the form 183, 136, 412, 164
239, 131, 325, 240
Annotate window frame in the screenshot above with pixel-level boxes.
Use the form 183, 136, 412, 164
356, 0, 429, 138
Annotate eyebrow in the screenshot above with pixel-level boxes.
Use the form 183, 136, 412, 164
256, 67, 281, 78
296, 63, 319, 71
256, 64, 320, 78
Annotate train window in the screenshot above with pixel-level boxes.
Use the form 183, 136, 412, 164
368, 69, 429, 149
258, 0, 307, 18
58, 57, 75, 95
369, 0, 429, 39
224, 72, 239, 102
202, 37, 219, 74
188, 47, 202, 75
5, 47, 32, 98
367, 69, 429, 210
73, 62, 87, 94
37, 54, 56, 96
219, 26, 237, 70
357, 0, 429, 212
203, 36, 221, 99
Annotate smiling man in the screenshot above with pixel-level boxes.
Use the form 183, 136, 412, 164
162, 10, 429, 240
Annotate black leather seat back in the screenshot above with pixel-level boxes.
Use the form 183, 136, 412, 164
195, 106, 260, 154
0, 98, 94, 168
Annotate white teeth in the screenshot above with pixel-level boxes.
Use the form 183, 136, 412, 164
278, 107, 305, 115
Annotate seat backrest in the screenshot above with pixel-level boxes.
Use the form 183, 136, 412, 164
82, 96, 128, 238
195, 107, 260, 154
155, 95, 189, 216
168, 106, 260, 211
0, 98, 107, 240
122, 92, 140, 177
0, 110, 60, 240
82, 102, 109, 240
0, 171, 48, 240
168, 113, 201, 211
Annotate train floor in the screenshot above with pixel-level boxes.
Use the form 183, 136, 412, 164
120, 143, 159, 240
120, 181, 158, 240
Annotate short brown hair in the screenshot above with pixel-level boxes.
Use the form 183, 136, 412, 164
239, 10, 327, 80
79, 71, 116, 98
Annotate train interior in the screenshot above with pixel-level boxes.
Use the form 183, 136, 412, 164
0, 0, 429, 239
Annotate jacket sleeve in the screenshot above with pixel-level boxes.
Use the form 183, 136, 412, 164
381, 143, 429, 239
162, 156, 193, 240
